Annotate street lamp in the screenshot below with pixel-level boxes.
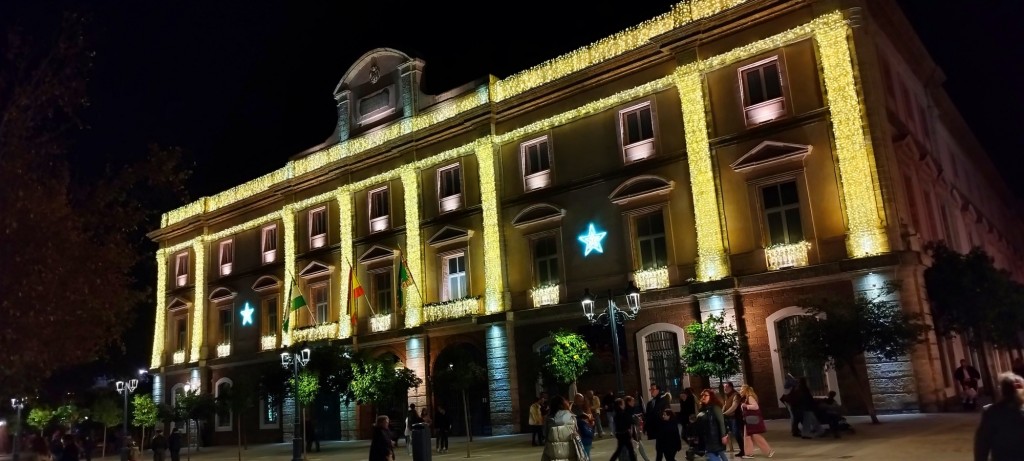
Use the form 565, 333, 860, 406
116, 379, 139, 443
281, 347, 311, 461
581, 281, 642, 397
11, 397, 25, 461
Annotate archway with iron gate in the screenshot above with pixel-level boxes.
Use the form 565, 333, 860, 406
432, 344, 491, 436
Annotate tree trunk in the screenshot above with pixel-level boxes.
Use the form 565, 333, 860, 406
102, 426, 107, 458
568, 381, 578, 401
462, 390, 472, 458
141, 427, 146, 452
846, 365, 880, 424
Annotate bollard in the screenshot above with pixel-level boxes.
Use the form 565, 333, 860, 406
410, 423, 432, 461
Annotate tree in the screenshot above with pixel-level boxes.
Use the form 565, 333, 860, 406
132, 395, 160, 452
540, 329, 594, 398
173, 390, 216, 459
431, 348, 487, 457
349, 356, 423, 415
26, 407, 54, 435
53, 403, 82, 429
783, 281, 929, 423
0, 9, 191, 397
214, 374, 257, 459
680, 314, 742, 392
91, 398, 122, 458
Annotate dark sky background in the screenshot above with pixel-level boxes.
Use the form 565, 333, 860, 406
4, 1, 1021, 382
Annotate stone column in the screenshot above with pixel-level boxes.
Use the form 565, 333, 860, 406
406, 335, 429, 409
399, 61, 423, 118
334, 90, 351, 142
854, 272, 920, 412
282, 396, 297, 440
486, 323, 516, 435
339, 398, 357, 441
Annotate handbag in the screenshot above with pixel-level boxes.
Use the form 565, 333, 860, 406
743, 413, 762, 425
743, 407, 767, 435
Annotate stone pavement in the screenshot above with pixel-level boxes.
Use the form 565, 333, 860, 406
1, 412, 983, 461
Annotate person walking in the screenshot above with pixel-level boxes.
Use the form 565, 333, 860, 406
434, 405, 451, 453
305, 418, 320, 453
588, 390, 605, 438
722, 382, 744, 457
167, 429, 182, 461
694, 389, 731, 461
609, 398, 637, 461
738, 385, 774, 459
531, 395, 546, 446
644, 384, 670, 443
974, 372, 1024, 461
149, 430, 167, 461
677, 389, 696, 439
626, 396, 652, 461
405, 403, 423, 456
955, 359, 983, 409
58, 435, 79, 461
369, 415, 396, 461
655, 409, 682, 461
777, 373, 801, 437
541, 395, 585, 461
573, 393, 596, 459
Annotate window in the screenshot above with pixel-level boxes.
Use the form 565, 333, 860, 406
521, 136, 552, 191
636, 212, 668, 269
369, 187, 390, 233
260, 398, 279, 428
762, 181, 803, 245
776, 316, 827, 396
533, 235, 559, 285
175, 252, 189, 287
619, 103, 656, 162
309, 207, 327, 249
644, 330, 683, 399
437, 164, 463, 212
940, 205, 960, 250
175, 318, 187, 351
218, 240, 234, 276
357, 86, 396, 124
219, 307, 232, 344
311, 283, 329, 324
373, 270, 393, 314
215, 380, 232, 430
739, 57, 786, 125
263, 297, 278, 336
441, 252, 467, 301
261, 225, 278, 264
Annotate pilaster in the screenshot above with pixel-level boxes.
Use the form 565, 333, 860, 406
334, 90, 351, 142
486, 323, 516, 435
406, 335, 429, 408
853, 272, 919, 412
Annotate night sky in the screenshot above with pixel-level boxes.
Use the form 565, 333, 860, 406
3, 1, 1021, 376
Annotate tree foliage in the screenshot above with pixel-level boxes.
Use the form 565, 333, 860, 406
349, 356, 422, 408
90, 398, 122, 429
132, 394, 159, 431
783, 281, 930, 423
291, 370, 320, 407
27, 407, 54, 434
0, 9, 190, 396
541, 329, 593, 385
680, 314, 742, 389
924, 242, 1024, 349
431, 347, 487, 392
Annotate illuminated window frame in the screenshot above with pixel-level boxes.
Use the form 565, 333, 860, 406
520, 135, 553, 192
759, 180, 804, 246
173, 315, 188, 354
218, 239, 234, 276
618, 101, 657, 163
309, 282, 330, 325
370, 268, 394, 315
439, 249, 468, 301
261, 295, 279, 338
437, 163, 463, 213
626, 205, 671, 271
308, 206, 328, 249
174, 251, 189, 287
738, 56, 788, 126
261, 224, 278, 264
217, 302, 233, 346
368, 186, 390, 233
529, 231, 561, 286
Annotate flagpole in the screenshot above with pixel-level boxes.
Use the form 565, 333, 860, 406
283, 278, 293, 333
396, 244, 424, 303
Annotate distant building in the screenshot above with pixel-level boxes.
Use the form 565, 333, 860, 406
148, 0, 1024, 444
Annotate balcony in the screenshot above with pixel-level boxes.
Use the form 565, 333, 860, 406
260, 335, 278, 351
370, 313, 393, 333
423, 296, 481, 323
216, 343, 231, 358
633, 266, 669, 291
291, 322, 339, 343
530, 284, 560, 308
765, 241, 812, 271
172, 350, 186, 365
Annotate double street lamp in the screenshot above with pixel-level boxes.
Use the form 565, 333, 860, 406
116, 379, 139, 442
581, 281, 642, 397
281, 347, 311, 461
11, 397, 25, 461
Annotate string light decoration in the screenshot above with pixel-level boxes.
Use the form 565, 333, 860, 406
422, 296, 482, 323
281, 205, 297, 346
530, 284, 560, 308
290, 322, 339, 343
189, 240, 206, 363
475, 138, 505, 314
260, 335, 278, 351
337, 186, 354, 339
172, 350, 186, 365
150, 250, 167, 368
765, 241, 812, 270
633, 266, 670, 291
216, 343, 231, 358
370, 313, 393, 333
400, 169, 424, 328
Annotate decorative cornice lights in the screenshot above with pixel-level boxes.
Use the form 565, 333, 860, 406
260, 335, 278, 351
530, 284, 560, 308
151, 250, 167, 369
423, 296, 482, 324
370, 313, 393, 333
475, 139, 505, 314
291, 322, 339, 343
765, 241, 811, 271
633, 266, 670, 291
189, 240, 206, 363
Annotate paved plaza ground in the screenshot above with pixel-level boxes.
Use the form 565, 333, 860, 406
2, 412, 983, 461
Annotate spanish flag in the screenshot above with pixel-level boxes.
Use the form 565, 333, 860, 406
350, 267, 364, 300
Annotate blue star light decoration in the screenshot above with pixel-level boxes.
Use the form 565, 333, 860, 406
578, 223, 607, 256
240, 302, 255, 326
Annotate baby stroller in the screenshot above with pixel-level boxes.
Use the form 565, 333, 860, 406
683, 416, 705, 461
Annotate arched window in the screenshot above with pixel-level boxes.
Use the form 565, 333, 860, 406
214, 378, 233, 431
766, 307, 840, 407
635, 323, 687, 403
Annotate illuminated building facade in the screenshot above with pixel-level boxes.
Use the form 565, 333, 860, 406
148, 0, 1024, 443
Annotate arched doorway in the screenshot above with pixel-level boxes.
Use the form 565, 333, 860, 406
433, 344, 490, 436
376, 352, 410, 431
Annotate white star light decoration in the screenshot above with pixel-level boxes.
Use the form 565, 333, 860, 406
578, 223, 607, 256
240, 302, 254, 326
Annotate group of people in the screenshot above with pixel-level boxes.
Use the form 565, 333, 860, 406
17, 429, 184, 461
368, 402, 453, 461
778, 375, 847, 440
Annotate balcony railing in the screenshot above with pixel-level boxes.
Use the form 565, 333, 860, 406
530, 284, 560, 308
765, 241, 812, 271
633, 266, 670, 291
260, 335, 278, 351
423, 296, 481, 323
216, 343, 231, 358
370, 313, 393, 333
172, 350, 186, 365
291, 322, 339, 343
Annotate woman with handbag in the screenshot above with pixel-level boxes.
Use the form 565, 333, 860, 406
738, 385, 774, 459
542, 395, 588, 461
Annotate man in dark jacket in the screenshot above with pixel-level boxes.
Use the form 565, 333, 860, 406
974, 372, 1024, 461
955, 359, 983, 408
167, 429, 182, 461
150, 430, 168, 461
369, 415, 396, 461
644, 384, 670, 441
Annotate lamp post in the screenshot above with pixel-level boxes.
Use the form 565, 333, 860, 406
116, 379, 139, 441
581, 281, 642, 397
281, 347, 311, 461
11, 397, 25, 461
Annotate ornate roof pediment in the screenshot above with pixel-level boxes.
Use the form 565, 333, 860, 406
359, 245, 397, 264
512, 204, 565, 228
730, 141, 812, 172
299, 260, 334, 279
609, 175, 674, 205
427, 226, 473, 248
334, 48, 418, 95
